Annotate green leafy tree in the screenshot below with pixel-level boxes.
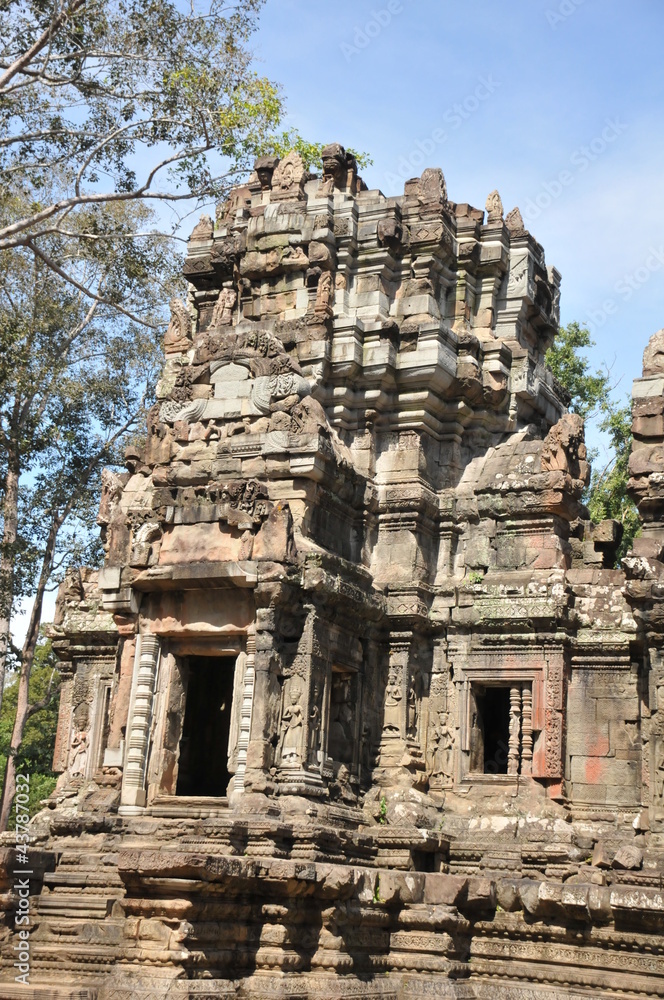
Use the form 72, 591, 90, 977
586, 404, 640, 562
0, 638, 60, 821
0, 195, 178, 829
545, 322, 639, 561
544, 321, 610, 418
273, 137, 373, 172
0, 0, 286, 301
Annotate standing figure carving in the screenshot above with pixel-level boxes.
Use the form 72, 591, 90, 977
656, 740, 664, 801
406, 674, 420, 739
279, 678, 304, 766
383, 666, 403, 735
211, 287, 237, 327
429, 710, 453, 783
308, 683, 322, 764
69, 730, 89, 778
315, 271, 333, 316
328, 674, 353, 764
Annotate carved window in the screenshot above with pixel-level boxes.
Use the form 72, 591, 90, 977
470, 683, 533, 776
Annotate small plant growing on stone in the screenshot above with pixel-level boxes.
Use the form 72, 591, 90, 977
469, 570, 484, 585
373, 874, 382, 903
378, 794, 388, 824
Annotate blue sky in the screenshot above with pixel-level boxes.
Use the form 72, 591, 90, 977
254, 0, 664, 406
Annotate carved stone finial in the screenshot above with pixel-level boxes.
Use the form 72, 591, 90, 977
642, 329, 664, 376
418, 167, 447, 209
216, 186, 251, 225
271, 151, 306, 200
189, 213, 214, 242
505, 206, 526, 234
541, 412, 589, 486
318, 143, 361, 195
377, 218, 403, 251
321, 143, 346, 180
253, 155, 279, 191
163, 297, 192, 355
485, 189, 504, 222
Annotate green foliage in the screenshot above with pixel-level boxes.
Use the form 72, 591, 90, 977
0, 186, 181, 826
269, 134, 373, 172
373, 873, 382, 903
586, 403, 640, 561
0, 194, 174, 605
0, 639, 59, 820
545, 322, 640, 561
545, 321, 610, 418
378, 794, 388, 824
0, 0, 286, 243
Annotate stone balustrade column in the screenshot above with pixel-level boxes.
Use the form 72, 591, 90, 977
508, 685, 521, 776
521, 684, 533, 776
120, 634, 160, 812
233, 629, 256, 794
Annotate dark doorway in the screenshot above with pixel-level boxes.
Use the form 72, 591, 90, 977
176, 656, 235, 796
476, 686, 510, 774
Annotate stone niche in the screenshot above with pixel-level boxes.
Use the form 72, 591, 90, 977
3, 153, 664, 1000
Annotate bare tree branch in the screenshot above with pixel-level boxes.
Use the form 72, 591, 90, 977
0, 147, 227, 248
26, 240, 162, 327
0, 0, 88, 91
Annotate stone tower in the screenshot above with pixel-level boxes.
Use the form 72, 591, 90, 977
1, 147, 663, 999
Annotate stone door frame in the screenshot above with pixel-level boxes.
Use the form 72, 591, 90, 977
119, 628, 255, 814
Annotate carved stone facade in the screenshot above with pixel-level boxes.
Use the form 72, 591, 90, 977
1, 149, 664, 998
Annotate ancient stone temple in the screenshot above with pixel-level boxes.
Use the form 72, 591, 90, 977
2, 144, 664, 999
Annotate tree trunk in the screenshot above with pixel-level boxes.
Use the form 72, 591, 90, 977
0, 516, 59, 832
0, 450, 20, 718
